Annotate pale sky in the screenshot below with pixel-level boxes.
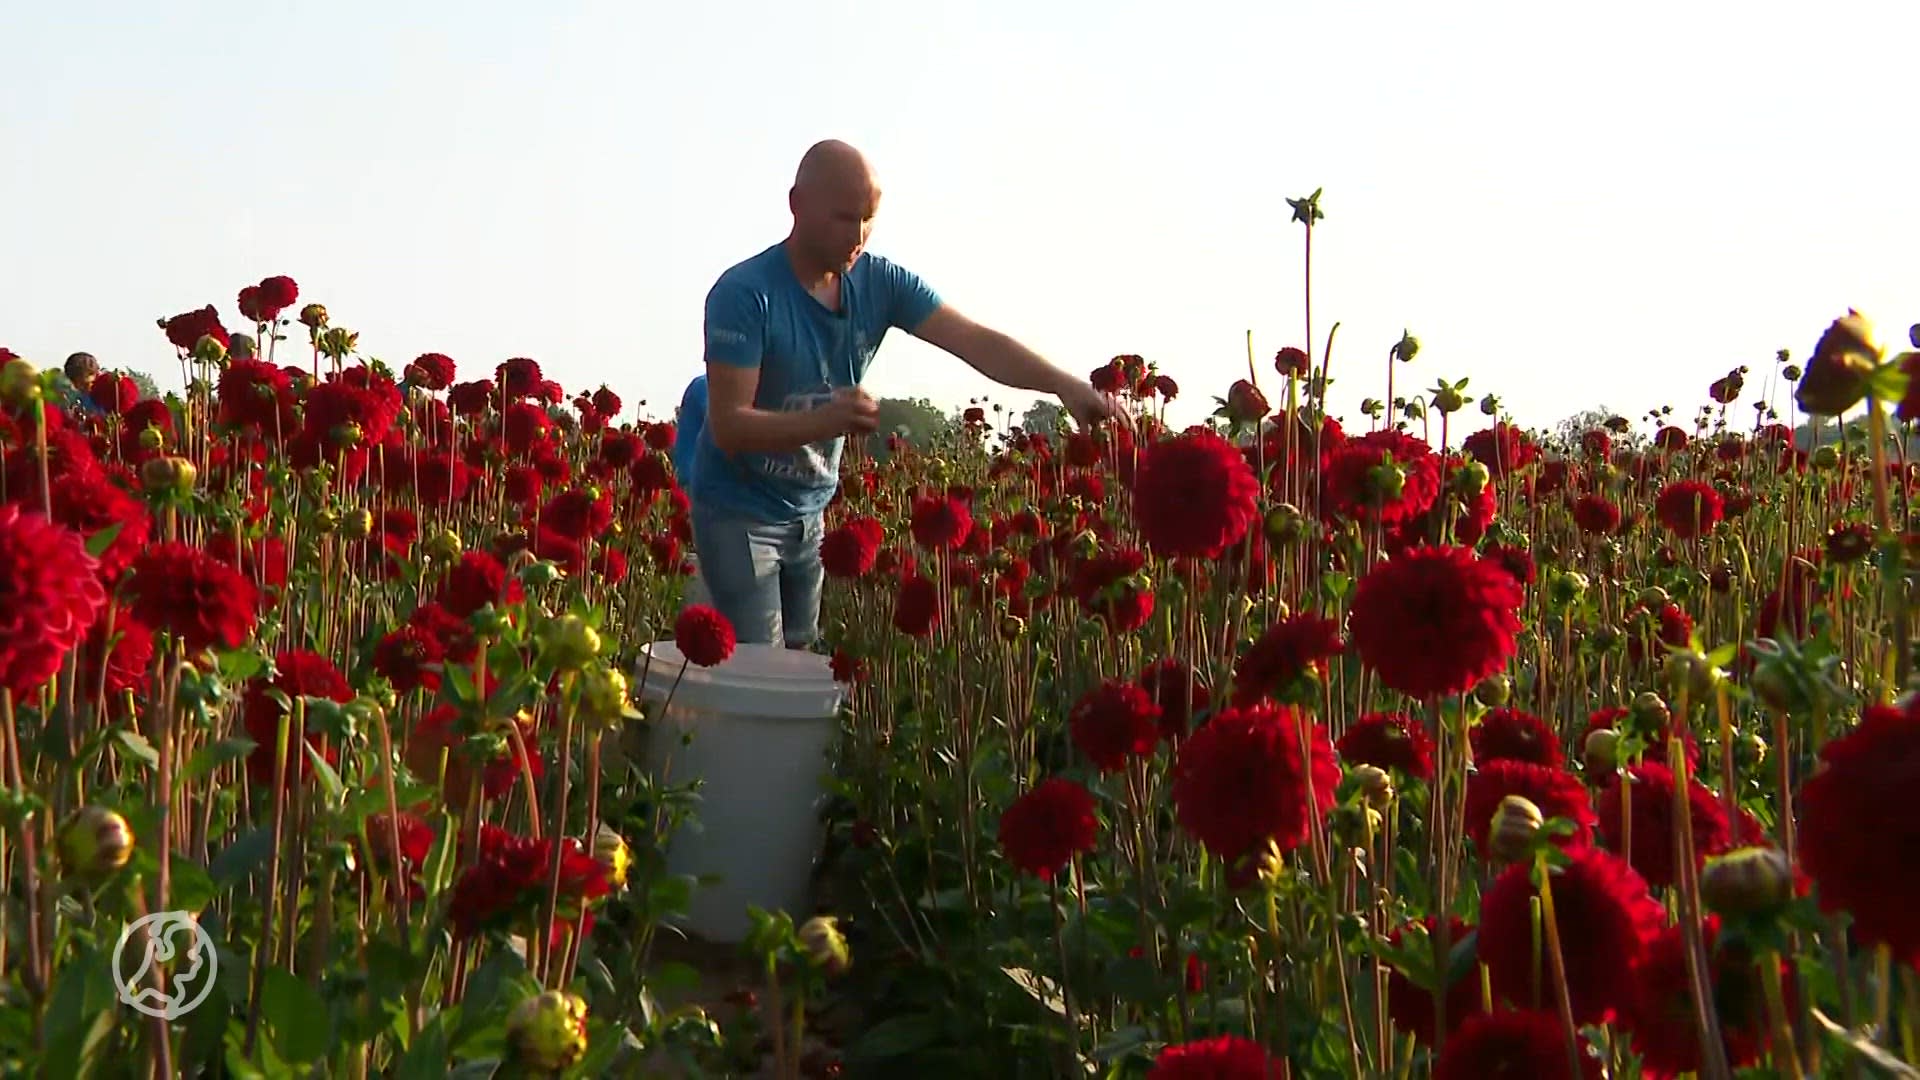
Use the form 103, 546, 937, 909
4, 2, 1917, 436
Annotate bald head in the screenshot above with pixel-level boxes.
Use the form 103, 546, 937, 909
787, 140, 883, 277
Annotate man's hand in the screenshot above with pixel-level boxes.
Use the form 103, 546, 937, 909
1059, 379, 1131, 432
825, 386, 881, 436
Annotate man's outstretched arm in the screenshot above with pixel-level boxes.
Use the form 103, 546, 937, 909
910, 305, 1128, 428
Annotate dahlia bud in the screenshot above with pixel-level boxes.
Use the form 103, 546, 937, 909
1737, 731, 1768, 767
58, 806, 135, 880
1664, 649, 1724, 700
540, 614, 602, 672
1637, 586, 1670, 609
1432, 385, 1466, 414
1452, 460, 1490, 499
1473, 674, 1511, 707
1748, 657, 1794, 714
140, 456, 197, 496
998, 615, 1026, 641
1489, 795, 1545, 864
340, 508, 374, 541
1333, 803, 1383, 848
1795, 310, 1880, 417
472, 607, 513, 638
522, 561, 565, 587
1701, 846, 1793, 917
137, 426, 166, 451
299, 303, 329, 329
1350, 764, 1394, 810
1367, 457, 1408, 501
1631, 691, 1670, 730
1265, 503, 1308, 546
331, 421, 364, 449
593, 828, 632, 890
1583, 728, 1621, 774
1811, 445, 1840, 471
192, 335, 226, 364
1547, 570, 1588, 608
1274, 347, 1311, 377
1393, 331, 1420, 363
1478, 394, 1500, 416
313, 509, 341, 534
0, 357, 42, 406
505, 990, 589, 1074
1224, 380, 1269, 423
320, 326, 359, 359
578, 663, 629, 728
423, 530, 463, 562
798, 915, 851, 976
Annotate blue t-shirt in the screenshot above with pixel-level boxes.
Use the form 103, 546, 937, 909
672, 375, 707, 490
690, 241, 942, 521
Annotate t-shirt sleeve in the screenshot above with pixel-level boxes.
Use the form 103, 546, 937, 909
883, 259, 943, 332
704, 278, 767, 368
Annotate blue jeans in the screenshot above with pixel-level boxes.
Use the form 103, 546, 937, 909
689, 505, 825, 649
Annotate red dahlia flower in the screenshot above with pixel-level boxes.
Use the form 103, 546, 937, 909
996, 777, 1097, 882
1471, 707, 1564, 770
674, 605, 736, 667
1619, 917, 1782, 1078
1435, 1009, 1601, 1079
1463, 759, 1596, 856
1479, 846, 1663, 1024
1595, 761, 1732, 889
242, 649, 352, 788
1336, 712, 1434, 780
1385, 915, 1481, 1046
1130, 426, 1260, 559
1653, 480, 1724, 539
126, 541, 260, 653
0, 505, 107, 698
1797, 697, 1920, 966
1348, 544, 1524, 700
1171, 702, 1340, 862
1068, 679, 1162, 773
1147, 1034, 1277, 1078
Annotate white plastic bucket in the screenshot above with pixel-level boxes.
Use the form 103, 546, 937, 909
636, 640, 846, 942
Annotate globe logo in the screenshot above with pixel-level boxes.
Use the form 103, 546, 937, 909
113, 911, 218, 1020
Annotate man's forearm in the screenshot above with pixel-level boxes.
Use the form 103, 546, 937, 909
961, 329, 1080, 398
708, 405, 847, 455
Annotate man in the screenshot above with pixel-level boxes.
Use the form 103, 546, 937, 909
673, 374, 714, 610
62, 352, 104, 415
688, 139, 1128, 649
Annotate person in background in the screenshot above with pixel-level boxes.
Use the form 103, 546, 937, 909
688, 139, 1129, 650
229, 333, 258, 362
673, 373, 714, 610
62, 352, 104, 415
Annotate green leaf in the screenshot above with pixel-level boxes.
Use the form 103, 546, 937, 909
40, 949, 117, 1080
209, 827, 275, 888
180, 737, 257, 787
302, 742, 346, 806
261, 968, 330, 1065
393, 1012, 449, 1080
112, 728, 158, 770
845, 1011, 945, 1062
169, 854, 218, 913
85, 521, 125, 560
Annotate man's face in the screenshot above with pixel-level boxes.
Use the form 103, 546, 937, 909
798, 180, 881, 272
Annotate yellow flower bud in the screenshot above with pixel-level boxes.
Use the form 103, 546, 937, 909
505, 990, 589, 1074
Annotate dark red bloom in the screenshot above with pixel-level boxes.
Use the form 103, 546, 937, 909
1232, 612, 1344, 706
1461, 422, 1539, 480
1336, 712, 1434, 780
1320, 429, 1444, 527
242, 649, 352, 787
406, 352, 456, 390
1797, 698, 1920, 966
1068, 679, 1162, 773
1463, 759, 1596, 856
1435, 1009, 1601, 1079
1479, 846, 1664, 1024
674, 605, 736, 667
1348, 545, 1524, 700
820, 518, 883, 578
539, 488, 614, 541
1653, 480, 1724, 539
1472, 708, 1564, 770
1147, 1034, 1277, 1078
438, 551, 522, 617
126, 541, 260, 653
79, 612, 154, 699
909, 495, 973, 551
1618, 917, 1780, 1078
374, 624, 445, 695
1130, 426, 1260, 559
1171, 702, 1340, 861
0, 505, 107, 698
160, 305, 230, 352
1572, 495, 1621, 536
89, 373, 138, 415
997, 777, 1098, 881
892, 573, 939, 637
1595, 761, 1732, 889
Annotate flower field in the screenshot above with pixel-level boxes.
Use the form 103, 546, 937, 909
4, 243, 1920, 1079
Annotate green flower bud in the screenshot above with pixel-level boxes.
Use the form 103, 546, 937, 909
798, 915, 851, 977
58, 806, 135, 881
1489, 795, 1544, 865
1701, 846, 1793, 917
505, 990, 589, 1074
540, 615, 601, 672
340, 508, 374, 541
